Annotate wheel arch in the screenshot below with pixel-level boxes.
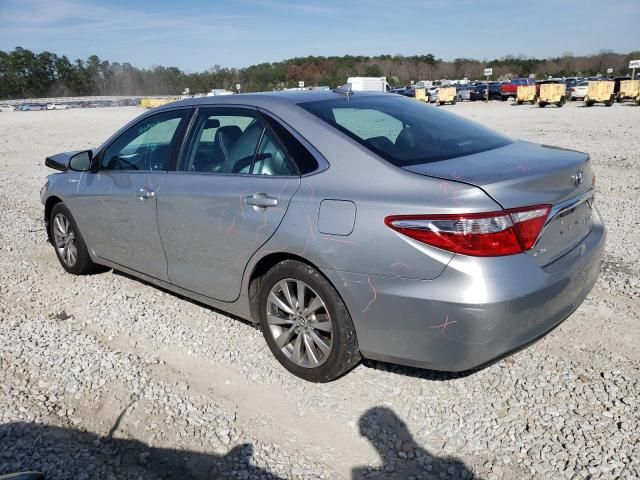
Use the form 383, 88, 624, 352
44, 195, 64, 243
247, 252, 332, 323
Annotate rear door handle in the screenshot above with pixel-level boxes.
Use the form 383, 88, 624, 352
246, 193, 278, 208
136, 188, 156, 200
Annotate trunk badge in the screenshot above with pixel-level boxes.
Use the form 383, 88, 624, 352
572, 170, 584, 187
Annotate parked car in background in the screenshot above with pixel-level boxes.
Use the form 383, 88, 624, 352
18, 104, 45, 111
426, 85, 439, 102
0, 104, 16, 112
455, 86, 470, 101
390, 86, 415, 97
41, 90, 605, 382
46, 103, 71, 110
401, 86, 416, 98
570, 81, 589, 100
454, 85, 484, 102
473, 82, 502, 100
500, 78, 536, 100
564, 77, 581, 96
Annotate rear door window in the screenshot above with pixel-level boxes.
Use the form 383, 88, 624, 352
179, 108, 298, 176
179, 108, 257, 173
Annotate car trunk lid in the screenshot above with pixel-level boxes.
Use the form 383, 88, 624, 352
404, 140, 596, 266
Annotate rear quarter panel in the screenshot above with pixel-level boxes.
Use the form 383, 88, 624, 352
241, 104, 502, 287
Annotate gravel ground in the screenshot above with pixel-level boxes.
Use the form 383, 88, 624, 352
0, 100, 638, 480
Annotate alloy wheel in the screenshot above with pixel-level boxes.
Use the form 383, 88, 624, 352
52, 213, 78, 267
266, 278, 333, 368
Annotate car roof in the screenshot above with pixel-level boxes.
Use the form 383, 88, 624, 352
156, 90, 386, 112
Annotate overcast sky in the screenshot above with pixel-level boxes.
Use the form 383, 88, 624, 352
1, 0, 638, 71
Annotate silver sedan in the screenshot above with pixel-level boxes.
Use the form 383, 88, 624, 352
41, 90, 605, 382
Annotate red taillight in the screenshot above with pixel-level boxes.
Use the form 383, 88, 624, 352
385, 205, 551, 257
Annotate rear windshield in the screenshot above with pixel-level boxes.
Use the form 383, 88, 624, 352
298, 95, 511, 167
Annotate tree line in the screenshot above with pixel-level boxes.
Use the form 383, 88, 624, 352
1, 46, 638, 99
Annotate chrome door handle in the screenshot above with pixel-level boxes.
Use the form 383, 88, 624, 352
136, 188, 156, 200
246, 193, 278, 208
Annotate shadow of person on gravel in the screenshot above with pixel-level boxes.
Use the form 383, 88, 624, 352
353, 407, 480, 480
1, 421, 286, 479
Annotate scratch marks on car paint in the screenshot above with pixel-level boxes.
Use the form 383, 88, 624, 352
362, 276, 377, 313
302, 181, 315, 202
217, 210, 226, 233
224, 215, 236, 237
276, 180, 290, 200
297, 216, 315, 256
430, 315, 457, 334
320, 236, 360, 247
451, 169, 465, 181
438, 180, 452, 197
390, 261, 412, 272
506, 163, 533, 174
438, 180, 463, 206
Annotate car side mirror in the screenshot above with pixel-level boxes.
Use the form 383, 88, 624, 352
68, 150, 92, 171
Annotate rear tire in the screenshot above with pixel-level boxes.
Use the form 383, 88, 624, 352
50, 203, 102, 275
258, 260, 361, 382
538, 102, 546, 108
605, 97, 614, 107
516, 99, 523, 105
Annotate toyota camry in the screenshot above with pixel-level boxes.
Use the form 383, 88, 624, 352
41, 89, 605, 382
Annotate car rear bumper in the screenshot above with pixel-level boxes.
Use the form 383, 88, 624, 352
322, 209, 606, 372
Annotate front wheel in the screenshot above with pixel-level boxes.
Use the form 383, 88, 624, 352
258, 260, 360, 382
50, 203, 102, 275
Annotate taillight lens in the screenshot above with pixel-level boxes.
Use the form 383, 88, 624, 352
385, 205, 551, 257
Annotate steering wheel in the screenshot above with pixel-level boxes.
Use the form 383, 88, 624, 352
116, 156, 139, 170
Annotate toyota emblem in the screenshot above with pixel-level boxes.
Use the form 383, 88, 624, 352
572, 170, 584, 187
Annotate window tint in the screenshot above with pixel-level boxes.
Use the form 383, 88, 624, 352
251, 129, 297, 176
299, 95, 511, 167
262, 114, 319, 174
179, 108, 297, 176
333, 108, 403, 145
101, 110, 186, 171
180, 109, 257, 173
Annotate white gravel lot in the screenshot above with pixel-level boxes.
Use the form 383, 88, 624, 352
0, 100, 638, 480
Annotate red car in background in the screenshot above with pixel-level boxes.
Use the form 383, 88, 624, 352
500, 78, 536, 100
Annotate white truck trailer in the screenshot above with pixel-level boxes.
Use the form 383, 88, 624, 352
347, 77, 391, 92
